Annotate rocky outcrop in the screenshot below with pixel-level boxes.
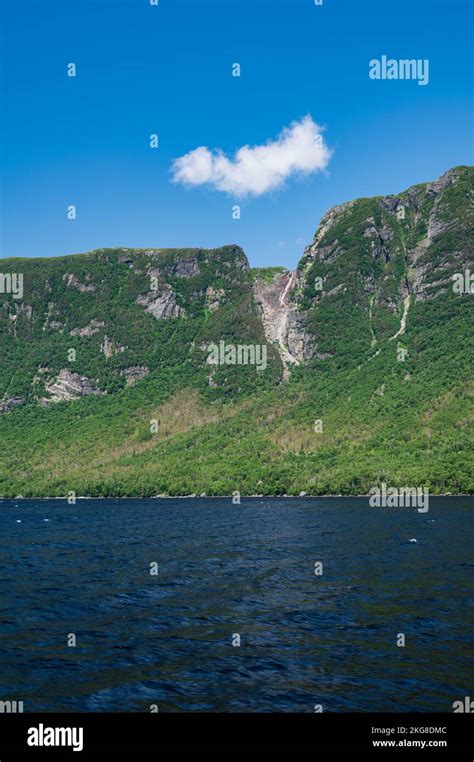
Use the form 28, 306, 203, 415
286, 310, 315, 363
121, 366, 149, 385
42, 369, 102, 403
101, 335, 125, 358
0, 173, 470, 412
310, 201, 355, 250
136, 284, 184, 319
12, 303, 33, 320
205, 286, 225, 312
5, 302, 33, 336
253, 270, 310, 379
70, 319, 105, 337
63, 273, 96, 293
294, 165, 473, 362
171, 257, 200, 278
0, 396, 25, 415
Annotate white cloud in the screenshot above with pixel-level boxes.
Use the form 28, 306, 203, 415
171, 115, 332, 197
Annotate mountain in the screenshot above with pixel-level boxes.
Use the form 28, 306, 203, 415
0, 166, 473, 497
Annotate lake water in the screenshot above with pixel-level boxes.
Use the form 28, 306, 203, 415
0, 497, 472, 712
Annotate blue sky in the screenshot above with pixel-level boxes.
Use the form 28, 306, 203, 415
1, 0, 472, 268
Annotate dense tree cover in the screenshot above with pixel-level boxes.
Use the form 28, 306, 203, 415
0, 169, 472, 497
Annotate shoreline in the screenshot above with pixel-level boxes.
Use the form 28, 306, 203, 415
1, 494, 472, 501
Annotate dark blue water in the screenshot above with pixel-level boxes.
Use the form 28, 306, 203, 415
0, 497, 472, 712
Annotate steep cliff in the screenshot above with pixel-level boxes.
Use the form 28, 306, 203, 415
294, 166, 473, 369
0, 167, 472, 496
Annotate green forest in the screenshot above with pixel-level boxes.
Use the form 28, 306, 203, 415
0, 167, 472, 497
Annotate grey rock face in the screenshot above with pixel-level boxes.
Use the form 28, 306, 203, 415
136, 284, 184, 319
426, 166, 464, 194
101, 335, 113, 358
101, 335, 125, 358
121, 366, 150, 386
171, 257, 200, 278
252, 270, 313, 379
63, 273, 96, 293
0, 396, 25, 414
205, 286, 225, 312
286, 311, 315, 363
69, 319, 105, 337
42, 369, 102, 403
14, 303, 33, 319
